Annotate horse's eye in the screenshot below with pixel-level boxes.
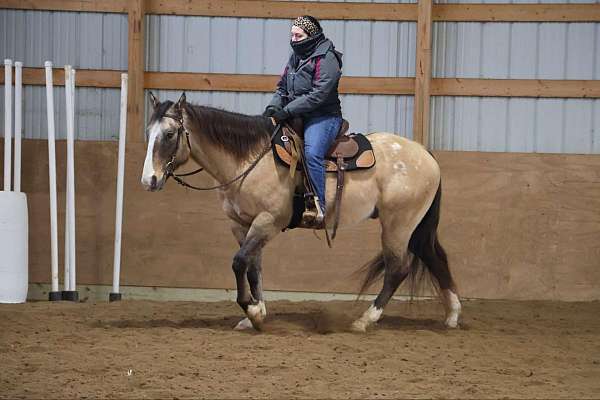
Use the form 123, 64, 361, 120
165, 130, 176, 140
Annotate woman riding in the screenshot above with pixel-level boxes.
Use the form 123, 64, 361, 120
263, 15, 343, 226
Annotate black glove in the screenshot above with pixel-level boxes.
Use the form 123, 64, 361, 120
262, 105, 281, 118
272, 108, 291, 124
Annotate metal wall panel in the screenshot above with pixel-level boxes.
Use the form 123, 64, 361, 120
0, 10, 127, 141
145, 0, 417, 138
3, 3, 598, 152
431, 0, 600, 154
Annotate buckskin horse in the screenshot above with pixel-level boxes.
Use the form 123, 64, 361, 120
140, 92, 461, 332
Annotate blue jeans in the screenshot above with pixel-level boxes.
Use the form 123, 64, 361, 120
303, 115, 342, 212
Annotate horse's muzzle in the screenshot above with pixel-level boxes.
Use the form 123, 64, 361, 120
141, 174, 164, 192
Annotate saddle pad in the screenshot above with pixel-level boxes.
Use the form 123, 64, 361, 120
272, 131, 376, 173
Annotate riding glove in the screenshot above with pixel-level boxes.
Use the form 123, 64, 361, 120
262, 105, 281, 118
272, 108, 291, 124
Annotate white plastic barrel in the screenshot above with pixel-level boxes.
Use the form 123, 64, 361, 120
0, 191, 28, 303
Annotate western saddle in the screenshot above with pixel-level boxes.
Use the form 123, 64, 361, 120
271, 117, 376, 245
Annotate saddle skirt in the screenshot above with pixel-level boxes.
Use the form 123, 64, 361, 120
272, 119, 376, 172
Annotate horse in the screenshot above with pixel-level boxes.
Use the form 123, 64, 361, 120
140, 92, 462, 332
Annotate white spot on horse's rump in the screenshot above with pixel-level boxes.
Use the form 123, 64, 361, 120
393, 161, 407, 175
391, 143, 402, 152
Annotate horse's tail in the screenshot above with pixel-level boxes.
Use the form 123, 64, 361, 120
406, 180, 455, 297
357, 179, 454, 298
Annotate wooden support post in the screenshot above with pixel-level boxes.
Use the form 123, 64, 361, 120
127, 0, 145, 143
413, 0, 433, 147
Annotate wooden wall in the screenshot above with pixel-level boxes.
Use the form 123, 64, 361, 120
2, 140, 599, 301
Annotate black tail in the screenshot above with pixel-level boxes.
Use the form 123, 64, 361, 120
358, 181, 455, 297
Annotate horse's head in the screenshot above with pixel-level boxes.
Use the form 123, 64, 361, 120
141, 92, 191, 191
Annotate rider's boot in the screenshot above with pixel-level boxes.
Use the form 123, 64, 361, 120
301, 195, 325, 228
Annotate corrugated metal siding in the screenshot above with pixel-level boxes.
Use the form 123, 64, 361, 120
145, 0, 417, 137
431, 0, 600, 153
2, 3, 599, 153
0, 10, 127, 140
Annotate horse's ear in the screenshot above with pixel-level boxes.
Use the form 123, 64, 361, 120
176, 92, 186, 110
149, 91, 159, 109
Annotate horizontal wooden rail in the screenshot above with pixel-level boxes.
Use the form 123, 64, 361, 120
434, 4, 600, 22
0, 67, 123, 87
0, 0, 127, 13
145, 72, 416, 95
146, 0, 417, 21
1, 1, 599, 22
2, 67, 599, 98
431, 78, 600, 99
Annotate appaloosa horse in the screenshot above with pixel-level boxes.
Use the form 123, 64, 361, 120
141, 92, 461, 332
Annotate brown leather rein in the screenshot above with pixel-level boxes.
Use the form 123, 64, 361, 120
162, 114, 281, 191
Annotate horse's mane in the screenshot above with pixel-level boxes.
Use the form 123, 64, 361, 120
183, 103, 273, 161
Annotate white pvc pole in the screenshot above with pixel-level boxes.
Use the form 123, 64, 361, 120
14, 62, 22, 193
112, 73, 128, 298
63, 65, 72, 292
68, 68, 76, 293
4, 59, 12, 191
44, 61, 59, 296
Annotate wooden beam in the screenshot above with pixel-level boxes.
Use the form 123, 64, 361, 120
145, 0, 417, 21
413, 0, 433, 147
433, 4, 600, 23
431, 78, 600, 99
3, 68, 599, 98
127, 0, 145, 143
339, 77, 415, 95
0, 0, 127, 13
1, 2, 599, 23
145, 72, 415, 95
0, 67, 121, 87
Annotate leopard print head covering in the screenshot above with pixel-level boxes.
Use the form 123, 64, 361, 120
292, 16, 322, 37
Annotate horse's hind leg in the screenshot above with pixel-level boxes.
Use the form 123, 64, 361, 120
420, 249, 461, 328
408, 186, 462, 328
352, 226, 413, 332
351, 247, 412, 332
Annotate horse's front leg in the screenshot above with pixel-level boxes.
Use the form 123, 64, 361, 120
230, 212, 278, 331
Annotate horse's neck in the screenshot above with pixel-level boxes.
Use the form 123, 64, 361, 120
187, 136, 240, 185
185, 111, 250, 184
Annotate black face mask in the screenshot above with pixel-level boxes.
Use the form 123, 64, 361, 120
290, 32, 324, 58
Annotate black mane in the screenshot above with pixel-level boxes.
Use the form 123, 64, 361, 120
183, 103, 273, 161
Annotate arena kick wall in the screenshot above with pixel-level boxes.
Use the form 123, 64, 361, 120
1, 3, 599, 301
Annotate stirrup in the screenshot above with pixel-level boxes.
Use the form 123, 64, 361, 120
313, 197, 325, 225
301, 197, 325, 228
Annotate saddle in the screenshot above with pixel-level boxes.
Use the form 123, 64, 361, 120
273, 119, 376, 173
271, 118, 376, 245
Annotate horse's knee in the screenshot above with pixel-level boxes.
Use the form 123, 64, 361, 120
232, 253, 248, 274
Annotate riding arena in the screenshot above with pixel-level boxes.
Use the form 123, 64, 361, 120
1, 1, 599, 398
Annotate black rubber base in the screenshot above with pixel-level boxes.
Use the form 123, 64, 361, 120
49, 291, 63, 301
109, 292, 122, 302
61, 290, 79, 302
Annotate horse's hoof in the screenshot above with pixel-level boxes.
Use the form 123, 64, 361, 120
445, 315, 459, 329
246, 301, 266, 328
234, 317, 254, 330
350, 320, 368, 333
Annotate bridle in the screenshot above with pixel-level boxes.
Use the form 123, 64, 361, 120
162, 113, 203, 179
160, 112, 281, 191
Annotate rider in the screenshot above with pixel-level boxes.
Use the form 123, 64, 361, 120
263, 15, 343, 225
